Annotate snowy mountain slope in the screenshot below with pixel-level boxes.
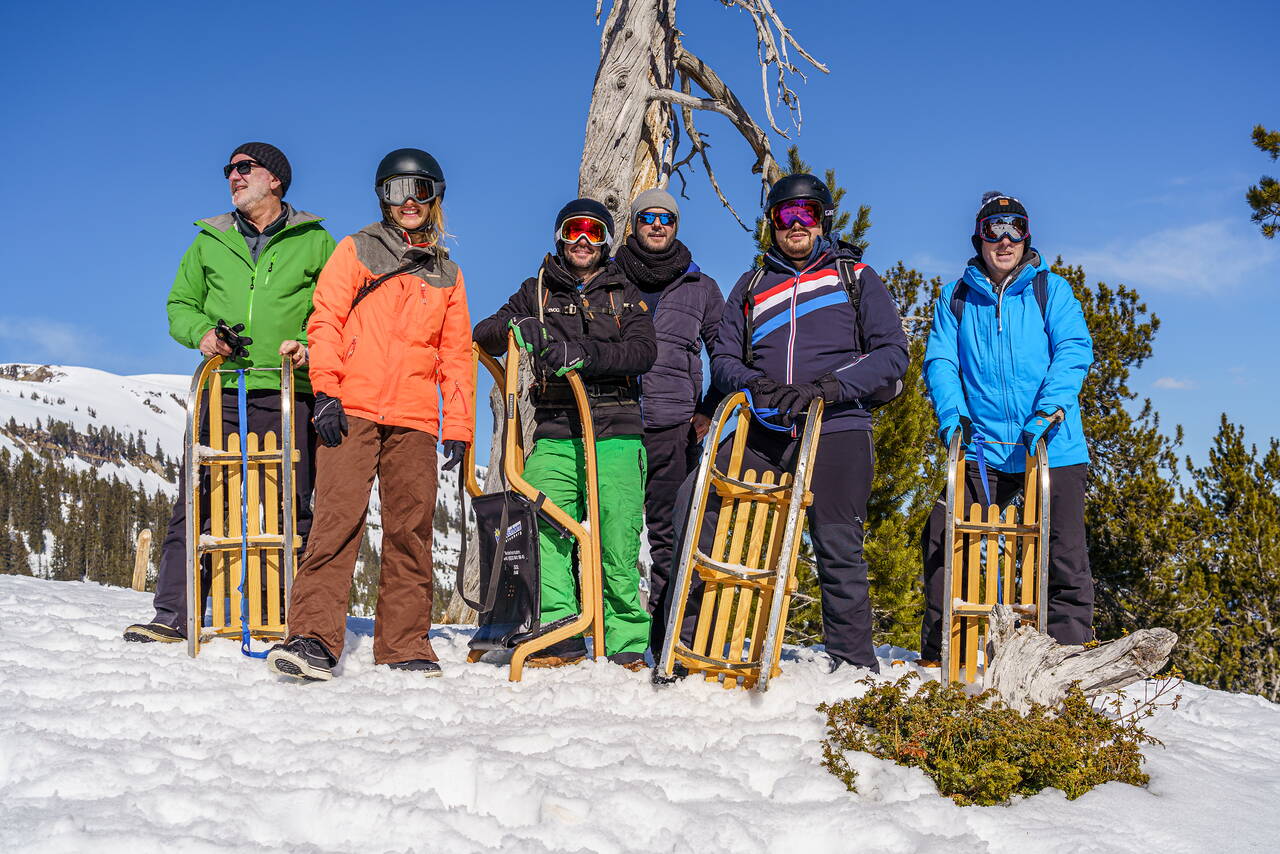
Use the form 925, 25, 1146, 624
0, 364, 188, 495
2, 575, 1277, 854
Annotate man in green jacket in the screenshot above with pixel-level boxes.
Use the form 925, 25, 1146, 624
125, 142, 335, 644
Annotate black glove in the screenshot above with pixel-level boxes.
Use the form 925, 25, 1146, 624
745, 375, 781, 401
536, 340, 588, 377
441, 439, 468, 472
508, 316, 552, 354
313, 393, 348, 447
775, 374, 843, 427
215, 319, 253, 359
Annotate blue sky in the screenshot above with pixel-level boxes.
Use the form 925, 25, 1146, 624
0, 0, 1275, 465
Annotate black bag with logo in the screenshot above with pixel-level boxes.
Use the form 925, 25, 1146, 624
463, 489, 542, 650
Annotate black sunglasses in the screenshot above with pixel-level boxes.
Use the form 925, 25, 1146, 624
223, 159, 264, 179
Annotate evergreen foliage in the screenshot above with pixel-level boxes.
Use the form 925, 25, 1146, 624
1179, 418, 1280, 701
1247, 124, 1280, 238
818, 674, 1158, 806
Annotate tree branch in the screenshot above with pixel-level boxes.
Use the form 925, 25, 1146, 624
650, 88, 737, 123
672, 73, 748, 230
674, 42, 781, 184
720, 0, 828, 136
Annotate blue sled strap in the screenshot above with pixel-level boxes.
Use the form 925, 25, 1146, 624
743, 388, 791, 433
236, 369, 268, 659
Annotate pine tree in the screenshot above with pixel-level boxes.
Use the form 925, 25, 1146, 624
1182, 417, 1280, 701
1247, 124, 1280, 238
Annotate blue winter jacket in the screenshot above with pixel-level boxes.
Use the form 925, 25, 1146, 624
924, 252, 1093, 472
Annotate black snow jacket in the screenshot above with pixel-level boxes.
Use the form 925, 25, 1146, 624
712, 239, 908, 434
474, 254, 657, 440
633, 261, 724, 429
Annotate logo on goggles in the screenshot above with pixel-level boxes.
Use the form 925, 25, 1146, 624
978, 214, 1029, 243
557, 216, 611, 246
380, 175, 441, 207
770, 198, 825, 230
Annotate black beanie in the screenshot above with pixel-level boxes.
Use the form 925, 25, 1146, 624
230, 142, 292, 197
554, 198, 614, 243
972, 191, 1029, 252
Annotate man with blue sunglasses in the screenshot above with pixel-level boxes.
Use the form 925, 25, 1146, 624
613, 188, 725, 659
920, 191, 1096, 663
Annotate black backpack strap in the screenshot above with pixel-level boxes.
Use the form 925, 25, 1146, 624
1033, 269, 1050, 323
949, 280, 969, 324
740, 267, 768, 368
835, 258, 865, 350
350, 259, 422, 315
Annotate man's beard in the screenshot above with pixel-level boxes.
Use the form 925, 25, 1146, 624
233, 183, 271, 213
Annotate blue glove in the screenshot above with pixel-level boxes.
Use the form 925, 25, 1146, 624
1021, 409, 1062, 455
937, 413, 973, 448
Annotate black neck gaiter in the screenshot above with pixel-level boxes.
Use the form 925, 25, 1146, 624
615, 234, 693, 292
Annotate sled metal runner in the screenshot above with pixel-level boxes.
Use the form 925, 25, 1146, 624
184, 355, 300, 657
460, 333, 605, 682
941, 433, 1050, 684
656, 391, 823, 691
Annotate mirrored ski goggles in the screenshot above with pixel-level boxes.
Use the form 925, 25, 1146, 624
379, 175, 442, 207
636, 211, 676, 227
978, 214, 1030, 243
770, 198, 824, 230
557, 216, 611, 246
223, 159, 264, 178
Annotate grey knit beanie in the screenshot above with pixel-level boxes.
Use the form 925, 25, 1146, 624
630, 187, 680, 228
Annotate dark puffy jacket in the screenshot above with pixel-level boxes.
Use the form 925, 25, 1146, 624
474, 254, 657, 440
638, 263, 724, 429
712, 240, 908, 433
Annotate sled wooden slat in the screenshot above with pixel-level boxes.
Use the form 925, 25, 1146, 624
941, 436, 1051, 683
657, 393, 823, 691
185, 356, 300, 657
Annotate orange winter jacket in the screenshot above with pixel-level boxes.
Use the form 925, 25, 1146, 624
307, 222, 474, 442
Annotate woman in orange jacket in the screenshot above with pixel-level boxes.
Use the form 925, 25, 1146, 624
267, 148, 473, 681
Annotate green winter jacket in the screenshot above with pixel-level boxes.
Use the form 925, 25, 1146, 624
166, 206, 336, 393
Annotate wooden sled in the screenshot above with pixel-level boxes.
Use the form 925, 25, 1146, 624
941, 432, 1050, 683
185, 355, 300, 657
655, 392, 824, 691
459, 332, 605, 682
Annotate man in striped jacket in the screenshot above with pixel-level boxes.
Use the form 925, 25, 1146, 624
671, 174, 908, 672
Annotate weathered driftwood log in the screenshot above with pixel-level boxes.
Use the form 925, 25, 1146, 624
442, 353, 537, 625
984, 604, 1178, 714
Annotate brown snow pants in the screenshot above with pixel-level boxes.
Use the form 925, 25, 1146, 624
285, 416, 439, 664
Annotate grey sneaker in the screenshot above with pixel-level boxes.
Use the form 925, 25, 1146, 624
267, 636, 336, 681
123, 622, 184, 644
386, 659, 443, 677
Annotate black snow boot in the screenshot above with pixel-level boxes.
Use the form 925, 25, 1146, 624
267, 636, 336, 681
123, 622, 184, 644
387, 659, 443, 677
607, 651, 648, 672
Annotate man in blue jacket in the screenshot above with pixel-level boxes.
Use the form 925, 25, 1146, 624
920, 192, 1095, 660
613, 188, 725, 658
664, 174, 909, 672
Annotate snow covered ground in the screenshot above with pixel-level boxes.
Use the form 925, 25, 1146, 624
2, 576, 1278, 853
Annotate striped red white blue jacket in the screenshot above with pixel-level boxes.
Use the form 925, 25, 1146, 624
711, 241, 908, 433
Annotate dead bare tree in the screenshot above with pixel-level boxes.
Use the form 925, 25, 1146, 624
444, 0, 825, 623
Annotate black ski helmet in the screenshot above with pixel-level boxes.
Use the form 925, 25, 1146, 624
765, 173, 835, 233
554, 198, 615, 245
374, 148, 445, 200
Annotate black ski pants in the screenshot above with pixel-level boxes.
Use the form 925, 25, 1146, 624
919, 462, 1093, 659
642, 421, 702, 651
151, 389, 316, 633
658, 425, 879, 670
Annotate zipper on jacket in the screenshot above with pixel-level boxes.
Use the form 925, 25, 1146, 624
345, 336, 358, 363
244, 252, 278, 337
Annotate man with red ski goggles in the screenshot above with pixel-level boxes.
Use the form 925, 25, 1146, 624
556, 215, 611, 246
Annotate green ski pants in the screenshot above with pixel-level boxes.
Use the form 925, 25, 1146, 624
521, 435, 650, 655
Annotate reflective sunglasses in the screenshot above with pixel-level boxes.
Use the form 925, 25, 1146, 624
636, 211, 676, 227
558, 216, 610, 246
379, 175, 442, 207
223, 159, 264, 178
978, 214, 1030, 243
770, 198, 824, 230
